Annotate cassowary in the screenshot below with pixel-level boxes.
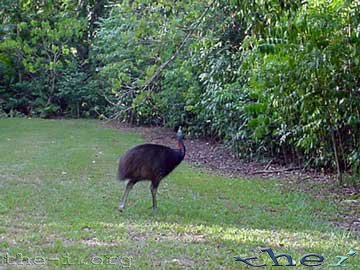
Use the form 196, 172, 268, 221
117, 127, 185, 212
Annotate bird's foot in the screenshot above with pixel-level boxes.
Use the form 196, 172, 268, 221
148, 205, 158, 210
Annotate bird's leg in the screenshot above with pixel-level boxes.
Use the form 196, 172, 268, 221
118, 181, 134, 212
150, 183, 159, 211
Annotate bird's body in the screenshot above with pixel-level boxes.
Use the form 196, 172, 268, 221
118, 144, 184, 183
117, 128, 185, 212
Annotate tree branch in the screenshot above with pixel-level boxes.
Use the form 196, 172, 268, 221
141, 0, 216, 91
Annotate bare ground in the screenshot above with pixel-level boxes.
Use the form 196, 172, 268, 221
106, 121, 359, 233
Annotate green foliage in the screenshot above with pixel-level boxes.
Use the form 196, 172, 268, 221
241, 0, 360, 169
93, 0, 206, 124
0, 0, 108, 117
1, 0, 359, 174
94, 0, 359, 173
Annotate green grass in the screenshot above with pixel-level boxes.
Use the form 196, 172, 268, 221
0, 118, 358, 269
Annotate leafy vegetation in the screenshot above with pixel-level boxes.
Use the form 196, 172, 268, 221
0, 0, 108, 117
1, 0, 359, 177
0, 118, 359, 269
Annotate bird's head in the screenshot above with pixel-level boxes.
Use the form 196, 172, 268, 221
176, 126, 184, 141
176, 126, 186, 159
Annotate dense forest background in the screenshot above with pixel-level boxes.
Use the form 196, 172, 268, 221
0, 0, 359, 180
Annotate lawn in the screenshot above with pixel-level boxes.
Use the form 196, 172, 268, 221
0, 118, 358, 269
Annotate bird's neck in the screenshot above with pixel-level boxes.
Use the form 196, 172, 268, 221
177, 139, 186, 160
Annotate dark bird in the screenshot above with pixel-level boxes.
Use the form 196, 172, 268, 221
117, 127, 185, 212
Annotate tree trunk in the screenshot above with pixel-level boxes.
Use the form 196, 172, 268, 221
331, 129, 343, 185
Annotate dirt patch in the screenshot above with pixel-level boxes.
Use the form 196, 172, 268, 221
155, 232, 207, 244
81, 237, 119, 247
152, 256, 195, 268
106, 121, 359, 233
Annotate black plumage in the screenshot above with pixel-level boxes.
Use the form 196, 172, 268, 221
117, 127, 185, 211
